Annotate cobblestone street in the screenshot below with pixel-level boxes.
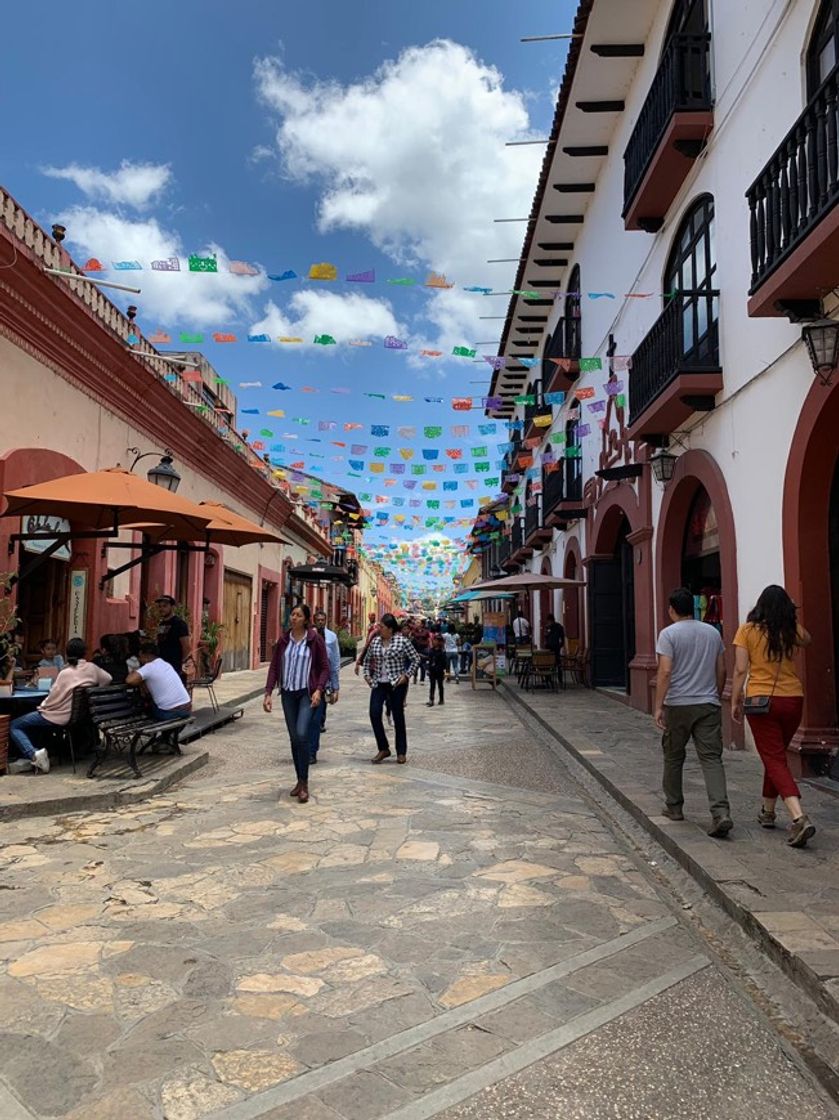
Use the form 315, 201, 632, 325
0, 672, 836, 1119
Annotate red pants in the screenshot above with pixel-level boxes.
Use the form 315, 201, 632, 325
746, 696, 803, 800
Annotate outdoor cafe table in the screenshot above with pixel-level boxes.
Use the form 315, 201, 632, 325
0, 686, 50, 717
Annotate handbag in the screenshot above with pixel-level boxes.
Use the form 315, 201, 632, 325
743, 659, 782, 716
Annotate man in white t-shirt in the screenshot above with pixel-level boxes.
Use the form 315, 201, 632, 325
126, 641, 192, 721
512, 611, 531, 643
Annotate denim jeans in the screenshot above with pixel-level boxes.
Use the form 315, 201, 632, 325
460, 650, 473, 675
10, 710, 55, 759
446, 652, 460, 680
309, 706, 324, 761
151, 703, 192, 722
370, 682, 408, 757
281, 688, 315, 783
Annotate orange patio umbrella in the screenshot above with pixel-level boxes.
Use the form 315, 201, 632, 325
2, 468, 214, 538
132, 500, 288, 546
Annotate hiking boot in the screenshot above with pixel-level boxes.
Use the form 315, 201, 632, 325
661, 806, 685, 821
757, 809, 777, 828
708, 816, 734, 838
787, 815, 816, 848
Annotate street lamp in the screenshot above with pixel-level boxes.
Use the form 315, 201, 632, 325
802, 319, 839, 386
127, 447, 182, 493
650, 448, 677, 485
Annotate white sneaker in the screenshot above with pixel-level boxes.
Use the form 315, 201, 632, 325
7, 759, 31, 774
32, 748, 50, 774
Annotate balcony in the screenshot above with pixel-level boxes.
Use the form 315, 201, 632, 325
542, 460, 565, 525
558, 456, 586, 521
747, 67, 839, 318
502, 439, 522, 494
525, 493, 551, 549
510, 516, 532, 562
627, 290, 723, 441
623, 33, 714, 232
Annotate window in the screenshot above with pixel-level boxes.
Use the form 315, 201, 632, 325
808, 0, 839, 97
541, 327, 564, 383
662, 0, 707, 48
564, 265, 582, 361
664, 194, 718, 363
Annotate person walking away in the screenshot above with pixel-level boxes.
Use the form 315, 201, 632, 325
126, 642, 193, 721
426, 634, 447, 707
459, 637, 473, 678
411, 621, 430, 684
363, 613, 421, 764
654, 587, 733, 838
544, 614, 566, 658
309, 609, 340, 764
9, 639, 111, 774
513, 610, 531, 644
443, 624, 460, 683
731, 584, 815, 848
263, 605, 328, 803
154, 596, 191, 683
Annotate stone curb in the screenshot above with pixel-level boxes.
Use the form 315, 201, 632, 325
0, 749, 209, 823
500, 681, 839, 1033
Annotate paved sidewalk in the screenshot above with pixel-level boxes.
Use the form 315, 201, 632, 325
1, 674, 833, 1119
502, 681, 839, 1026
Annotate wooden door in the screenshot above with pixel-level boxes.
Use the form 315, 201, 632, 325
222, 570, 253, 672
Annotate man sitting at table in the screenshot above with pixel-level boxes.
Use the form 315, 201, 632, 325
126, 641, 192, 721
8, 639, 112, 774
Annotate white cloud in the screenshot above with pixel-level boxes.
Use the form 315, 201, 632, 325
60, 206, 268, 327
254, 41, 542, 352
250, 291, 405, 347
43, 160, 172, 209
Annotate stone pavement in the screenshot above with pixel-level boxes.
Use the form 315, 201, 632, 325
503, 681, 839, 1028
0, 672, 835, 1119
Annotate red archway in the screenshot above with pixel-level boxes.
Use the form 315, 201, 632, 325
783, 375, 839, 764
656, 448, 741, 747
563, 536, 583, 644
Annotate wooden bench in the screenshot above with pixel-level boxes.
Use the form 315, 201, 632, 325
85, 684, 192, 779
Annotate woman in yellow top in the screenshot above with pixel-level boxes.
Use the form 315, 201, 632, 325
731, 585, 815, 848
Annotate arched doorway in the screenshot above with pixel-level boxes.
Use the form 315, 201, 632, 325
563, 546, 581, 646
681, 487, 722, 627
589, 514, 636, 689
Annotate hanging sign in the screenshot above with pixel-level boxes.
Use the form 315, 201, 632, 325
68, 570, 87, 641
22, 515, 72, 561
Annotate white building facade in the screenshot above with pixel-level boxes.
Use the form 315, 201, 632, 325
485, 0, 839, 774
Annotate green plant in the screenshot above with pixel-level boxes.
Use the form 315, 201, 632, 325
144, 591, 192, 638
0, 572, 21, 679
200, 618, 225, 656
336, 628, 358, 657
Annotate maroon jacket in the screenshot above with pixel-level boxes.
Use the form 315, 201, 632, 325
265, 628, 329, 697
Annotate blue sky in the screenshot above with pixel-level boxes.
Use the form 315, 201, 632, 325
2, 1, 575, 578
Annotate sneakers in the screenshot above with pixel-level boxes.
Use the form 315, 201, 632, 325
661, 806, 685, 821
7, 759, 32, 774
426, 701, 435, 707
757, 808, 777, 828
32, 748, 50, 774
708, 815, 734, 838
787, 815, 816, 848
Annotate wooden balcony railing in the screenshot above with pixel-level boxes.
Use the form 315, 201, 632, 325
623, 33, 713, 216
747, 66, 839, 296
542, 460, 565, 515
525, 497, 541, 542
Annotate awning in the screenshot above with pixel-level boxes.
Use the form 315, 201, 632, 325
475, 572, 586, 592
131, 501, 288, 546
288, 562, 354, 587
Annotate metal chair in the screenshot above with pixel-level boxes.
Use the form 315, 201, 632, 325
189, 656, 223, 712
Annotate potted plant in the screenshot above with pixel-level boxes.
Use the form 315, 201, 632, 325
0, 572, 20, 698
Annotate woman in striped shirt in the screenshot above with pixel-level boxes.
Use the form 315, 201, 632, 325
264, 604, 329, 803
363, 613, 422, 764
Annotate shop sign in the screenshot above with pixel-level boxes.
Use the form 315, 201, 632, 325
21, 515, 72, 561
68, 570, 87, 641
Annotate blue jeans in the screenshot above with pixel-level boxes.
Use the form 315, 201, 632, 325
151, 703, 192, 721
281, 689, 315, 783
446, 652, 460, 680
309, 704, 324, 760
370, 682, 408, 757
10, 710, 54, 760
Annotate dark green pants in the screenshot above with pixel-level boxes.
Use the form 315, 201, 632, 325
662, 703, 730, 818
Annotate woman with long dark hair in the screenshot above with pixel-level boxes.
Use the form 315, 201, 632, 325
731, 585, 815, 847
264, 604, 329, 803
363, 613, 421, 764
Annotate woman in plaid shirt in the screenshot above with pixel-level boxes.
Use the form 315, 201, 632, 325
363, 613, 422, 764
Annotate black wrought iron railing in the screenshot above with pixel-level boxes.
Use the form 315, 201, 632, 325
498, 536, 512, 568
629, 290, 720, 425
511, 517, 526, 554
747, 66, 839, 292
542, 460, 564, 514
623, 33, 713, 214
564, 454, 583, 504
525, 497, 541, 540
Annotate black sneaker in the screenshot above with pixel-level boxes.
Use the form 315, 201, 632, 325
309, 756, 318, 765
708, 816, 734, 838
661, 806, 684, 821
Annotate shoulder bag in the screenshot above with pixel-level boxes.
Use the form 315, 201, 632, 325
742, 658, 782, 716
